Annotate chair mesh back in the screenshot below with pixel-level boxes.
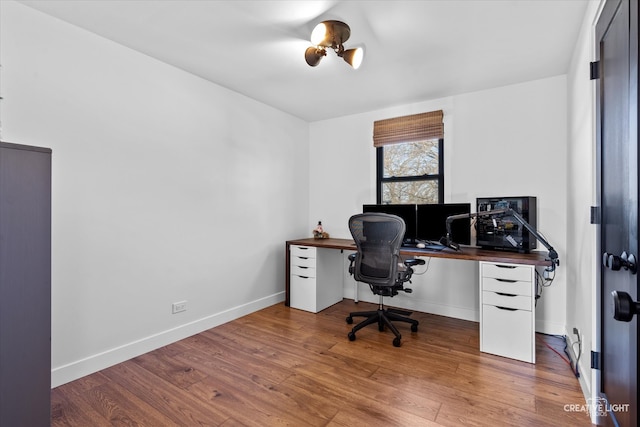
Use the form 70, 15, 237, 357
349, 213, 406, 287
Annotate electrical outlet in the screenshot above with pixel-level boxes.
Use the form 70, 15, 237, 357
573, 327, 579, 335
172, 301, 187, 314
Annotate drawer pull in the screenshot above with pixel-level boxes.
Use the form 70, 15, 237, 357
298, 275, 309, 279
496, 292, 517, 297
495, 264, 517, 269
496, 278, 517, 283
298, 266, 309, 269
496, 306, 518, 311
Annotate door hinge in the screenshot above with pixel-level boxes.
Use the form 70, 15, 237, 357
590, 61, 600, 80
590, 206, 601, 224
591, 351, 601, 370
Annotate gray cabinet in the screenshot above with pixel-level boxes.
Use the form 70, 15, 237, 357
0, 142, 52, 426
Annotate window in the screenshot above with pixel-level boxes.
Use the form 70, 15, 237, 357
377, 138, 443, 204
373, 110, 444, 204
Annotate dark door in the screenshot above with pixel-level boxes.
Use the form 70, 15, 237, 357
596, 0, 638, 426
0, 142, 52, 426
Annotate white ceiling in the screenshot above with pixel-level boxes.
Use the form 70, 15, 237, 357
18, 0, 590, 122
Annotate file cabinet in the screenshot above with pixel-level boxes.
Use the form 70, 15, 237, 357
480, 261, 536, 363
289, 245, 343, 313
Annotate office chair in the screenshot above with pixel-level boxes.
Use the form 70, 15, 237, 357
346, 212, 425, 347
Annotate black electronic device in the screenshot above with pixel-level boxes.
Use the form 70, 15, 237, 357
476, 196, 537, 252
362, 204, 417, 245
416, 203, 471, 245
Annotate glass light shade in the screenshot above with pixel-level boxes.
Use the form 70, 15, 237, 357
310, 23, 327, 46
343, 47, 364, 69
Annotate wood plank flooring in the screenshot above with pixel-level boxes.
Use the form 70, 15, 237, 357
51, 300, 594, 426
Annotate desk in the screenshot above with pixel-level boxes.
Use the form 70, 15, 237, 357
285, 237, 552, 363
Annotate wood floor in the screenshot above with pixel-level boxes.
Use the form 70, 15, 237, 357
51, 300, 593, 426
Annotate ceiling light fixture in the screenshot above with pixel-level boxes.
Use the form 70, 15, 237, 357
305, 20, 364, 69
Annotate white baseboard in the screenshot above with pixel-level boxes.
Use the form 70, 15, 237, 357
535, 319, 566, 336
343, 294, 479, 323
51, 292, 285, 388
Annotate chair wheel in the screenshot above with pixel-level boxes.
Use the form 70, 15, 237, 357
411, 324, 418, 332
393, 337, 401, 347
348, 332, 356, 341
378, 324, 385, 332
346, 316, 353, 324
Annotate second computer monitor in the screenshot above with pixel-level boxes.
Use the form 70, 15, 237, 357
416, 203, 471, 245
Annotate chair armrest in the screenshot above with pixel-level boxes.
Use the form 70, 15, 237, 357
404, 258, 426, 267
348, 253, 356, 275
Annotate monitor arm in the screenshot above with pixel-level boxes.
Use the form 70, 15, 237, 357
442, 208, 560, 269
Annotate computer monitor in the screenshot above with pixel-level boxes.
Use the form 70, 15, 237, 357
416, 203, 471, 245
362, 204, 417, 245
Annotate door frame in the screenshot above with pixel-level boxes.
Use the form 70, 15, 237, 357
594, 0, 639, 425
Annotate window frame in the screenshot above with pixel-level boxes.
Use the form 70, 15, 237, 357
376, 138, 444, 204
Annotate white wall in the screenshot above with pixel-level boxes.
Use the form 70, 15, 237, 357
0, 0, 597, 393
566, 0, 605, 409
309, 77, 568, 333
0, 1, 309, 387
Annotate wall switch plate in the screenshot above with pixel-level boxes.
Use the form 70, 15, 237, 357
172, 301, 187, 314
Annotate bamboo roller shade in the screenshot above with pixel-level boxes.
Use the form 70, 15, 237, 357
373, 110, 444, 147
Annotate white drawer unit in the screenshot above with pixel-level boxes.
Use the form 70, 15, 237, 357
479, 262, 536, 363
290, 245, 343, 313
